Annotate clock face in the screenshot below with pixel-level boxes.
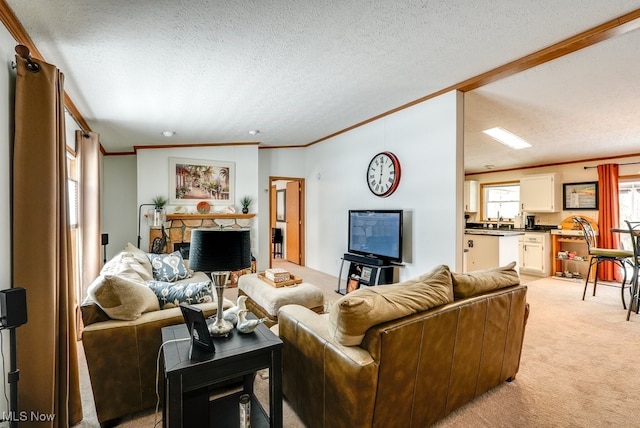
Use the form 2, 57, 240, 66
367, 151, 401, 197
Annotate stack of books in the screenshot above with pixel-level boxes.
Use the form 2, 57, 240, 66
265, 268, 290, 283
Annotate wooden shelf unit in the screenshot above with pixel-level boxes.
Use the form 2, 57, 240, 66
551, 216, 596, 280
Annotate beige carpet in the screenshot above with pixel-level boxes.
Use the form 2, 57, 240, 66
74, 262, 640, 427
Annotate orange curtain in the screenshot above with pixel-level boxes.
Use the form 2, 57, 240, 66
597, 164, 622, 281
12, 53, 82, 426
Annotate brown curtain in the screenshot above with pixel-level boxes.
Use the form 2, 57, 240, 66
12, 54, 82, 426
78, 130, 101, 301
597, 164, 622, 282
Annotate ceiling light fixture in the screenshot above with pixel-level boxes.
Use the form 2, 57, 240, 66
162, 131, 175, 137
485, 164, 496, 170
482, 127, 531, 150
248, 130, 260, 136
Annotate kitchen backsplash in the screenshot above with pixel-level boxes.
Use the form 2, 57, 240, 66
466, 211, 599, 228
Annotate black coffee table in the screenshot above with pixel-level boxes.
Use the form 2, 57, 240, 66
161, 316, 283, 427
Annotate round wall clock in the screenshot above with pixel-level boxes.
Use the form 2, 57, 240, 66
367, 151, 401, 197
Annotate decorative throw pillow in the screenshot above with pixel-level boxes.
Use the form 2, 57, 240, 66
147, 280, 214, 309
87, 274, 160, 321
451, 261, 520, 299
123, 242, 154, 280
147, 251, 192, 282
101, 245, 154, 282
329, 264, 454, 346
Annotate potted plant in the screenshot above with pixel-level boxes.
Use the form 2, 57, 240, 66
240, 196, 252, 214
152, 195, 167, 209
150, 195, 168, 227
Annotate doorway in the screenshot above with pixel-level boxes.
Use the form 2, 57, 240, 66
269, 176, 305, 267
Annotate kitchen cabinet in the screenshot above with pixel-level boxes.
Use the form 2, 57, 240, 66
519, 232, 551, 276
464, 180, 479, 212
463, 232, 520, 272
520, 173, 561, 212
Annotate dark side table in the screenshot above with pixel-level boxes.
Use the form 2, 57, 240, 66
161, 317, 283, 427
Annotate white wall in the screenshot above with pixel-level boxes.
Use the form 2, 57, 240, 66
257, 147, 306, 270
260, 91, 464, 280
102, 155, 138, 260
136, 145, 260, 256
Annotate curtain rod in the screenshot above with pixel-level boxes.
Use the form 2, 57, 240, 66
14, 44, 40, 73
12, 45, 90, 139
584, 161, 640, 169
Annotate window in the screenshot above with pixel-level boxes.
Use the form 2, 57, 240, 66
619, 179, 640, 223
483, 183, 520, 220
68, 178, 78, 228
618, 178, 640, 251
66, 151, 80, 304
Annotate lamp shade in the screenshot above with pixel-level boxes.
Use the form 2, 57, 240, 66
189, 229, 251, 272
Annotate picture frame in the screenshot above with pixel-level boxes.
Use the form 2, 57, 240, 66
276, 189, 286, 221
563, 181, 598, 210
179, 303, 215, 356
347, 278, 360, 293
169, 157, 235, 205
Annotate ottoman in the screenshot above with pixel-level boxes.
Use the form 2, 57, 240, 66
238, 273, 325, 327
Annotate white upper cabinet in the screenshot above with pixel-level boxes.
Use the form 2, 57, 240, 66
464, 180, 478, 212
520, 173, 561, 212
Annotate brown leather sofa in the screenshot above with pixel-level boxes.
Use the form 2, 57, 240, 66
80, 244, 232, 426
278, 263, 529, 427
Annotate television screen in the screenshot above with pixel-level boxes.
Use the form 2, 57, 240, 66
348, 210, 403, 262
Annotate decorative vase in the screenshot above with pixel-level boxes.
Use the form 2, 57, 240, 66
242, 207, 249, 214
146, 207, 166, 227
208, 271, 234, 337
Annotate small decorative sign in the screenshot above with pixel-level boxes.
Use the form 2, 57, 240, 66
563, 181, 598, 210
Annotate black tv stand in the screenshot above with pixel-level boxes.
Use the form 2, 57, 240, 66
336, 253, 402, 295
342, 253, 386, 266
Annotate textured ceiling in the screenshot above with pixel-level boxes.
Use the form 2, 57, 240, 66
5, 1, 640, 173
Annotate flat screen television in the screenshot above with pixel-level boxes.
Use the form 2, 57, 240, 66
348, 210, 403, 263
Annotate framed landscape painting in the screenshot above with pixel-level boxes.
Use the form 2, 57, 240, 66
563, 181, 598, 210
170, 157, 235, 205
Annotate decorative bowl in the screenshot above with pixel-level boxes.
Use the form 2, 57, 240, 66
196, 201, 211, 214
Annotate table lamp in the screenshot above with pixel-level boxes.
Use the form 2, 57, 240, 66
189, 228, 251, 337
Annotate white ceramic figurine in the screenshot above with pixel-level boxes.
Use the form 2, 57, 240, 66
222, 295, 248, 326
236, 309, 266, 334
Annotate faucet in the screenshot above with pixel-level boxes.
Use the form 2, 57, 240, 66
497, 211, 501, 229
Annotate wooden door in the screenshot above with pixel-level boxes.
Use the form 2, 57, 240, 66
270, 185, 276, 229
286, 180, 301, 264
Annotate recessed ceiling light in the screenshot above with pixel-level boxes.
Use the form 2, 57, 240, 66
248, 130, 260, 136
162, 131, 175, 137
482, 127, 531, 150
485, 164, 496, 170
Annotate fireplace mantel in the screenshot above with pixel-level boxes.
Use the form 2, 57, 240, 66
149, 213, 256, 254
166, 213, 256, 221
